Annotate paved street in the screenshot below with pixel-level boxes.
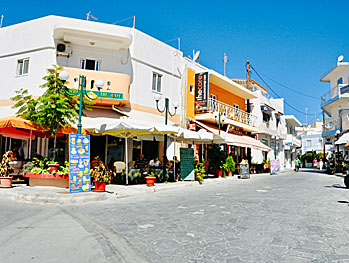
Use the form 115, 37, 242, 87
1, 170, 349, 262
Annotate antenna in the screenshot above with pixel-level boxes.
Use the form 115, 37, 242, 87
86, 11, 98, 21
223, 53, 228, 76
193, 50, 200, 62
337, 55, 344, 62
0, 15, 4, 28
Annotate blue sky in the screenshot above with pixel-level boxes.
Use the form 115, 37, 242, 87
1, 0, 348, 123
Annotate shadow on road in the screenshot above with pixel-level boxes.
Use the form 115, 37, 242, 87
325, 184, 348, 189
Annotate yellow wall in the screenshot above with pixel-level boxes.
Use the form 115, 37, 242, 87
186, 68, 195, 119
209, 83, 246, 111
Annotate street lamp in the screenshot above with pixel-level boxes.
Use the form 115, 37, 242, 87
213, 111, 226, 135
154, 94, 179, 181
59, 71, 104, 134
336, 129, 341, 172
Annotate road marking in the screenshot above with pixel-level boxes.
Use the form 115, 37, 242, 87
138, 224, 154, 229
257, 189, 268, 192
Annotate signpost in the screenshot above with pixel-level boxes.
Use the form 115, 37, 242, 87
239, 164, 250, 179
270, 160, 280, 175
69, 134, 91, 193
180, 148, 195, 181
194, 72, 209, 110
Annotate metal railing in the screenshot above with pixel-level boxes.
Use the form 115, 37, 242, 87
196, 98, 257, 127
321, 85, 342, 105
323, 118, 340, 133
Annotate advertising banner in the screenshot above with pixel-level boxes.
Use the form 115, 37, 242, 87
270, 160, 280, 174
195, 72, 209, 110
69, 134, 91, 193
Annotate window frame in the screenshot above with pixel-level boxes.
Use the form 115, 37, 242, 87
80, 58, 101, 71
16, 58, 30, 76
152, 72, 162, 93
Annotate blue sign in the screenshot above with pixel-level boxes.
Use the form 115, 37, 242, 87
69, 134, 91, 193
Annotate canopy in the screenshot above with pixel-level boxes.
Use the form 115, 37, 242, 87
335, 132, 349, 145
83, 117, 179, 184
0, 127, 35, 140
0, 116, 88, 138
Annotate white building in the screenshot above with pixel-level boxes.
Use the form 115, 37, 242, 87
320, 57, 349, 156
296, 122, 323, 155
232, 79, 287, 168
284, 115, 301, 169
0, 15, 184, 163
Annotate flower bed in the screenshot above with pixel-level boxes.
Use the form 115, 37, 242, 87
23, 173, 69, 188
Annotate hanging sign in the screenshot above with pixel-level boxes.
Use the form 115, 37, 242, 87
195, 72, 209, 110
69, 134, 91, 193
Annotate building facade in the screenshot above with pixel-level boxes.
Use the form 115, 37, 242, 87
284, 115, 302, 169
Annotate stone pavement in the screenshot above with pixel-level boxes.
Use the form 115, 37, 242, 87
0, 169, 294, 205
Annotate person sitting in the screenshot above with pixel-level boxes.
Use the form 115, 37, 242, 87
135, 153, 148, 169
149, 157, 161, 167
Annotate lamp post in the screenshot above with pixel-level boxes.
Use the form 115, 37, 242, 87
59, 71, 104, 134
336, 129, 340, 172
154, 94, 179, 181
213, 111, 226, 135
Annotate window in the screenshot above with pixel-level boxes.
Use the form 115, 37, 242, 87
210, 94, 217, 111
17, 58, 29, 76
80, 59, 100, 71
337, 78, 343, 85
152, 72, 162, 92
189, 84, 194, 95
306, 140, 311, 147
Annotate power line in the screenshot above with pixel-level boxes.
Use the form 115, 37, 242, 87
251, 66, 320, 100
250, 65, 317, 116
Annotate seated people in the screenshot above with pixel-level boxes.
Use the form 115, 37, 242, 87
149, 157, 161, 167
135, 153, 148, 169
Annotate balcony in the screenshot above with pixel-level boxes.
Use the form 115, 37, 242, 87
194, 98, 258, 132
284, 134, 301, 149
321, 84, 349, 108
322, 118, 341, 137
257, 121, 277, 136
62, 67, 130, 107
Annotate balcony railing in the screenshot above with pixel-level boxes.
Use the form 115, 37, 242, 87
323, 118, 340, 133
196, 98, 257, 127
321, 84, 349, 105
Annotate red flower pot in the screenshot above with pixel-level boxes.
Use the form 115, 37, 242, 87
228, 171, 233, 177
94, 181, 106, 192
48, 164, 60, 173
145, 177, 156, 187
216, 169, 223, 177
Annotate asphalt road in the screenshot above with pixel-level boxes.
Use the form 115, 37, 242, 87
1, 170, 349, 263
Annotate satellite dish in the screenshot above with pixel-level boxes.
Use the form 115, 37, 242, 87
337, 55, 344, 62
193, 50, 200, 62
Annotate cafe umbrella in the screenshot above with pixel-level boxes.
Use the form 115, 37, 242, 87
82, 117, 179, 184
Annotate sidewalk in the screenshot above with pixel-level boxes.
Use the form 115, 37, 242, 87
0, 170, 290, 205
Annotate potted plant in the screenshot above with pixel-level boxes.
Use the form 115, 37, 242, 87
48, 160, 60, 173
145, 172, 156, 187
90, 158, 114, 192
0, 151, 16, 188
223, 156, 236, 177
207, 145, 225, 177
195, 161, 206, 184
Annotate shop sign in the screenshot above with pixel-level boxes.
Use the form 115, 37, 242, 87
180, 148, 195, 181
86, 90, 123, 100
284, 141, 293, 146
270, 160, 279, 174
227, 125, 244, 135
195, 72, 209, 110
69, 134, 91, 193
188, 123, 196, 131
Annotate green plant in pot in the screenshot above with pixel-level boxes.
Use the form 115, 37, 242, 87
0, 151, 16, 188
90, 157, 114, 192
207, 145, 225, 177
195, 161, 206, 184
223, 156, 236, 177
145, 172, 156, 187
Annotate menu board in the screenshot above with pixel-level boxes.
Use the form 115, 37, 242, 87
239, 164, 250, 179
69, 134, 91, 193
270, 160, 279, 175
180, 148, 195, 181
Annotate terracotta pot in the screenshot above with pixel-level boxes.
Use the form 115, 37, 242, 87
145, 176, 156, 187
94, 181, 106, 192
0, 177, 13, 188
228, 171, 233, 177
216, 169, 223, 177
48, 164, 60, 173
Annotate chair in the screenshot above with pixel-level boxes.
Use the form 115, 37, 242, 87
114, 161, 126, 173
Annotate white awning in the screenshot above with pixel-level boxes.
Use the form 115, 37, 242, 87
335, 132, 349, 145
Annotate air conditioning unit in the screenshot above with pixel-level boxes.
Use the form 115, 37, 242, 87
56, 43, 72, 57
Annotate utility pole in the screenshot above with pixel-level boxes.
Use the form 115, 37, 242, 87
223, 53, 228, 76
0, 15, 4, 28
323, 111, 326, 160
246, 60, 252, 165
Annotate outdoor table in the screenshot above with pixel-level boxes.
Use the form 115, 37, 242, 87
122, 168, 141, 182
150, 168, 169, 182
